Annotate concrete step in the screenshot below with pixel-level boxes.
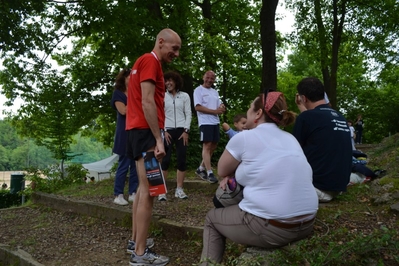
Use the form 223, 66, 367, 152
30, 186, 304, 266
31, 191, 204, 236
354, 144, 378, 153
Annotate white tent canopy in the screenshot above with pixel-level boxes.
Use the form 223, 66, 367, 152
82, 154, 119, 182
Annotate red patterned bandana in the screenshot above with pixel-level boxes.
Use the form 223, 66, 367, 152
264, 91, 283, 124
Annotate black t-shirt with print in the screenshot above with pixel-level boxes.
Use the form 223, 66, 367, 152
293, 104, 352, 192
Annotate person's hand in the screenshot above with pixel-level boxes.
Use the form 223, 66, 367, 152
219, 175, 235, 190
222, 122, 230, 131
154, 139, 166, 161
219, 177, 229, 190
215, 104, 226, 115
295, 93, 307, 113
295, 93, 301, 105
178, 131, 189, 146
164, 131, 172, 145
220, 104, 226, 113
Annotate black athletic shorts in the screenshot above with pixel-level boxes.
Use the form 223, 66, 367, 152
199, 124, 220, 142
127, 129, 159, 160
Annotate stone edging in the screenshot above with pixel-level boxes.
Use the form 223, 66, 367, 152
30, 191, 204, 234
28, 191, 294, 266
0, 243, 44, 266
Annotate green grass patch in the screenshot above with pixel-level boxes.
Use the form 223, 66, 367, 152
57, 177, 114, 197
268, 227, 399, 266
378, 177, 399, 191
23, 237, 37, 246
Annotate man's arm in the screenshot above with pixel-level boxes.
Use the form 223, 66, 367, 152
141, 81, 165, 159
195, 104, 225, 115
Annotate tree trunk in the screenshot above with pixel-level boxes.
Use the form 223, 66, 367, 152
260, 0, 279, 92
197, 0, 217, 70
330, 0, 347, 109
314, 0, 347, 109
314, 0, 332, 105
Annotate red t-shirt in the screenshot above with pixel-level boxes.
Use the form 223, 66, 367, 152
126, 52, 165, 130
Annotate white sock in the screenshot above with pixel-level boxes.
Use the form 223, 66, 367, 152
199, 166, 205, 171
207, 170, 213, 175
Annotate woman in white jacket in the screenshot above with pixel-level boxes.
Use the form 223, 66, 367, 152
158, 71, 192, 201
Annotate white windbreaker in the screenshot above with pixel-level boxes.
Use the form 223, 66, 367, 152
164, 90, 192, 130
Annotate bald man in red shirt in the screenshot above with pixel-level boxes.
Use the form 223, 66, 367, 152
126, 28, 181, 266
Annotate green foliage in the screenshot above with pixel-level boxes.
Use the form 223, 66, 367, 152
1, 0, 399, 157
65, 163, 89, 182
58, 176, 113, 198
367, 133, 399, 177
281, 46, 399, 144
150, 226, 164, 238
0, 119, 24, 149
0, 120, 58, 170
283, 0, 399, 142
81, 114, 116, 149
0, 0, 263, 150
0, 119, 112, 171
268, 227, 399, 266
377, 177, 399, 192
334, 183, 371, 202
69, 133, 112, 164
0, 190, 24, 209
23, 163, 87, 196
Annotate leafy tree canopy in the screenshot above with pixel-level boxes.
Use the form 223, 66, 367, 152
0, 0, 266, 152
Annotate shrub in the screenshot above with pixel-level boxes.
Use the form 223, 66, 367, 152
0, 189, 25, 209
23, 163, 87, 196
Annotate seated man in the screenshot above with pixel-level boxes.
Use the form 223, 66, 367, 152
293, 77, 352, 202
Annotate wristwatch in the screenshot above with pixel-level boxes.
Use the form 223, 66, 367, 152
184, 128, 190, 134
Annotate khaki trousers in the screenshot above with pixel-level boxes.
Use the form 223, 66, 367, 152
200, 205, 314, 265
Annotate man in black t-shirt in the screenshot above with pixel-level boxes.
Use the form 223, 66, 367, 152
293, 77, 352, 202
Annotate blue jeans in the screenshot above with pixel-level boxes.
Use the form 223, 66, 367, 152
114, 154, 139, 195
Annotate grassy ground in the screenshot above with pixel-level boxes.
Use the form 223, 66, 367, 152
9, 133, 399, 265
54, 177, 399, 265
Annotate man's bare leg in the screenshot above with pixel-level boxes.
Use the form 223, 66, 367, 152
131, 180, 139, 241
202, 142, 213, 171
202, 141, 217, 171
134, 154, 154, 256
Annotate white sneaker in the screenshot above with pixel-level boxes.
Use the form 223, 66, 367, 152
158, 194, 167, 201
315, 188, 334, 203
175, 188, 188, 199
128, 193, 136, 202
113, 194, 128, 205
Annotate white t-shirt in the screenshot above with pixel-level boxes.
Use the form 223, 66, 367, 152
349, 126, 356, 150
349, 126, 355, 138
193, 85, 222, 126
226, 123, 318, 219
